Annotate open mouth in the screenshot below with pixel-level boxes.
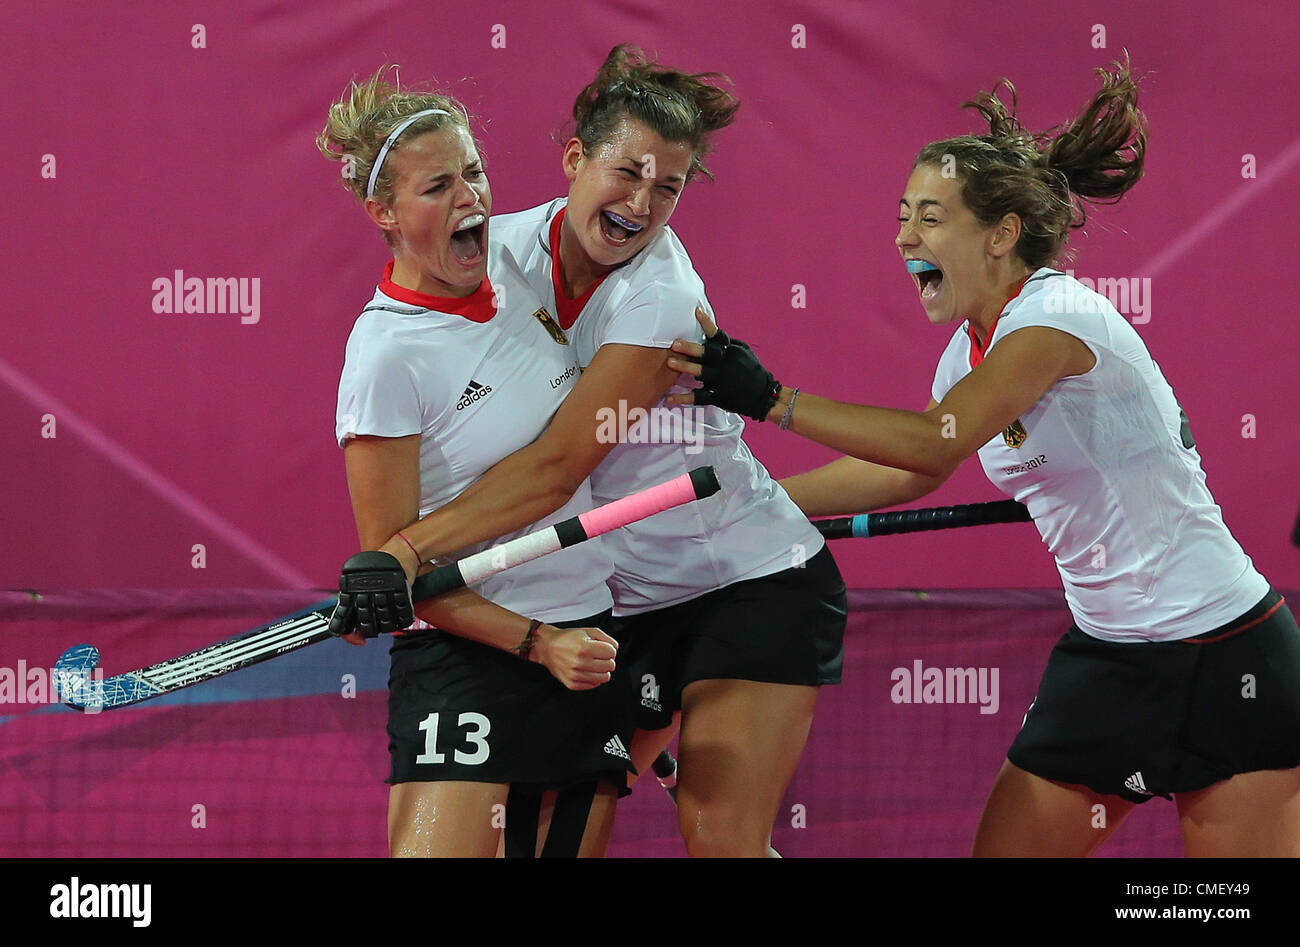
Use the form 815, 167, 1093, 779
598, 209, 645, 246
907, 259, 944, 300
450, 213, 486, 263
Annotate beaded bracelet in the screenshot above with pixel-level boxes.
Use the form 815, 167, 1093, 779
779, 388, 801, 431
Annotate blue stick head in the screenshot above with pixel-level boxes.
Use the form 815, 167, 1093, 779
55, 644, 101, 708
906, 259, 940, 275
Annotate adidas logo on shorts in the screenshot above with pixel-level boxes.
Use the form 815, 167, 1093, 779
456, 380, 492, 411
603, 735, 631, 761
640, 674, 662, 712
1124, 771, 1154, 796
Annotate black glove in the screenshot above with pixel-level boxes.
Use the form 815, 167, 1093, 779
694, 328, 782, 421
328, 551, 415, 638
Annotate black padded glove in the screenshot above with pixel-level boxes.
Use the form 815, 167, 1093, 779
694, 328, 782, 422
328, 551, 415, 638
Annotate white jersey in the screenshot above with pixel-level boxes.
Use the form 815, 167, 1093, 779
931, 268, 1267, 642
493, 198, 824, 615
336, 246, 614, 622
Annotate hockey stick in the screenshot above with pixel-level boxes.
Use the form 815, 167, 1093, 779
813, 499, 1030, 539
55, 466, 723, 712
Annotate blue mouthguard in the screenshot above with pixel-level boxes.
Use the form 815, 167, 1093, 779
906, 260, 939, 274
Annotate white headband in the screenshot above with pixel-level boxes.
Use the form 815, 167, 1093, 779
366, 108, 453, 199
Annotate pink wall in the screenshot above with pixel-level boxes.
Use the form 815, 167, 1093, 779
4, 0, 1297, 592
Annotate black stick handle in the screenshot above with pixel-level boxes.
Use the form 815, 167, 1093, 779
814, 500, 1031, 539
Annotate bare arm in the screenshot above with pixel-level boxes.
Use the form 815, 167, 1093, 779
767, 327, 1093, 478
778, 401, 952, 517
672, 322, 1093, 479
341, 434, 615, 688
381, 343, 681, 578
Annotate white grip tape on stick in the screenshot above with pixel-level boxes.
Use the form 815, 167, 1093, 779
456, 529, 564, 585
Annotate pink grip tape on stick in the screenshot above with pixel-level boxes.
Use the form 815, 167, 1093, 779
414, 466, 722, 599
578, 467, 719, 537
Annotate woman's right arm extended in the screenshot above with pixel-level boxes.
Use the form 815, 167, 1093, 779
779, 400, 952, 517
343, 433, 617, 690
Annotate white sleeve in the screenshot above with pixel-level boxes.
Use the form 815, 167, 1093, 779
930, 365, 948, 405
931, 327, 969, 403
335, 326, 424, 446
995, 281, 1115, 361
598, 279, 709, 350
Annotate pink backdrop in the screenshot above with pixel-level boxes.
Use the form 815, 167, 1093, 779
3, 0, 1297, 592
3, 0, 1299, 865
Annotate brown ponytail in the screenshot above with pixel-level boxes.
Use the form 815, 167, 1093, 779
915, 55, 1148, 268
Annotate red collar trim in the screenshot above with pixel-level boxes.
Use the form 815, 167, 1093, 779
549, 208, 609, 330
967, 275, 1032, 369
378, 260, 498, 323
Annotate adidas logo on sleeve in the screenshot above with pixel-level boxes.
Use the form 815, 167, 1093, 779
456, 380, 493, 411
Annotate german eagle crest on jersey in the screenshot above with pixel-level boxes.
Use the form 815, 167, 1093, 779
533, 307, 569, 345
1003, 419, 1028, 449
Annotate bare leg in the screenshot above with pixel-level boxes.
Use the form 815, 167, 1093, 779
531, 783, 620, 857
972, 760, 1136, 857
1176, 767, 1300, 857
574, 783, 619, 857
389, 781, 508, 857
674, 679, 818, 858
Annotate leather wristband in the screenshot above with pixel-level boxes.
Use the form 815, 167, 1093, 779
512, 618, 544, 661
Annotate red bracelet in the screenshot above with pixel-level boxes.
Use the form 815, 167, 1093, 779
395, 531, 421, 565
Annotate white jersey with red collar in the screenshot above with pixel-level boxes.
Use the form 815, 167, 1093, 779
335, 244, 613, 622
931, 268, 1267, 642
492, 198, 824, 615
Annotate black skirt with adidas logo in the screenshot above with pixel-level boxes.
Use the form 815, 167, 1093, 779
385, 611, 637, 793
1007, 589, 1300, 802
